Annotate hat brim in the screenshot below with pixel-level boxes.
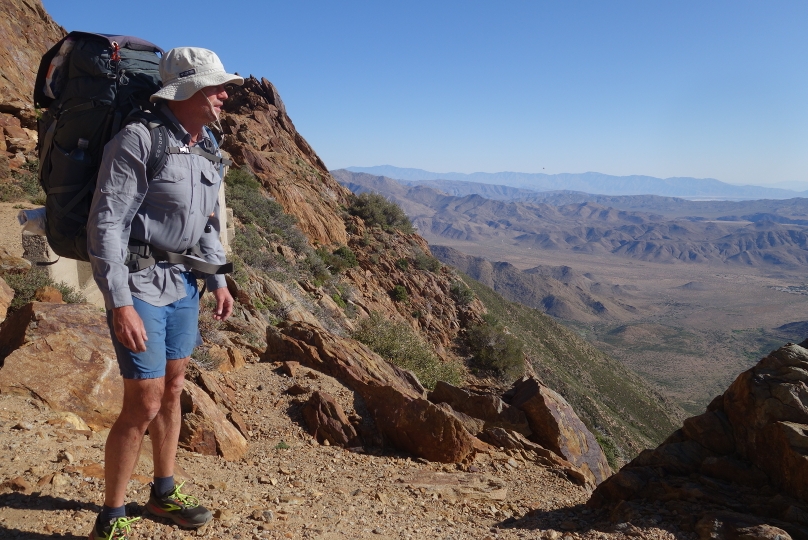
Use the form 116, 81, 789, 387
150, 71, 244, 103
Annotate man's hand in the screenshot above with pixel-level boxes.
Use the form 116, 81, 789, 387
112, 305, 148, 352
211, 286, 233, 321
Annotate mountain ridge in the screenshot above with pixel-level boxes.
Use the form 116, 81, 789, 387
346, 165, 807, 200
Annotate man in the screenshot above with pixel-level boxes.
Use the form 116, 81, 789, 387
87, 47, 241, 540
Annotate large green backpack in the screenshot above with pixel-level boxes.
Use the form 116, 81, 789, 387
34, 31, 165, 262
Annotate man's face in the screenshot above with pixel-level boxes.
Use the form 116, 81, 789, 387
190, 84, 228, 123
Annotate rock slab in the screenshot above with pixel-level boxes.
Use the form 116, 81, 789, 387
0, 302, 122, 429
180, 380, 248, 461
508, 376, 611, 484
302, 390, 360, 447
265, 321, 475, 463
589, 343, 808, 538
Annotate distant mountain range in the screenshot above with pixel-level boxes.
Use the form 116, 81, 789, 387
346, 165, 808, 201
334, 169, 808, 269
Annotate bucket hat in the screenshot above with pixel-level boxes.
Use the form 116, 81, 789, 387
150, 47, 243, 103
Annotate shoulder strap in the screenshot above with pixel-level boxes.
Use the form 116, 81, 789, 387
124, 109, 173, 181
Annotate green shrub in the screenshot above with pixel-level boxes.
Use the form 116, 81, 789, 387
391, 285, 408, 302
316, 245, 358, 274
465, 321, 524, 380
4, 268, 86, 313
596, 433, 621, 470
352, 312, 464, 389
225, 169, 309, 254
1, 159, 45, 204
224, 166, 262, 190
331, 293, 347, 309
231, 223, 287, 276
395, 258, 409, 271
413, 250, 441, 272
274, 440, 290, 450
348, 192, 414, 233
450, 280, 475, 305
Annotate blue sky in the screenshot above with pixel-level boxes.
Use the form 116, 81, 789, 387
43, 1, 808, 186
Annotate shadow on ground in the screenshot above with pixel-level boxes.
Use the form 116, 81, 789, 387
0, 492, 100, 539
495, 504, 690, 540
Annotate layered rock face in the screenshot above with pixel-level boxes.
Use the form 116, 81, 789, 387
221, 77, 350, 247
589, 342, 808, 537
0, 0, 64, 177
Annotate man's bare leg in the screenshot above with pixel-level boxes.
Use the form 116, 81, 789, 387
104, 377, 165, 508
149, 357, 189, 478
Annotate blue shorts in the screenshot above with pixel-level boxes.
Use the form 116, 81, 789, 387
107, 272, 203, 380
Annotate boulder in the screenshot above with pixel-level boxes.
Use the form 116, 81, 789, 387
722, 343, 808, 502
34, 286, 63, 303
0, 302, 122, 429
302, 390, 361, 447
508, 376, 611, 484
589, 343, 808, 538
179, 380, 248, 461
0, 246, 31, 275
265, 321, 475, 462
428, 380, 531, 436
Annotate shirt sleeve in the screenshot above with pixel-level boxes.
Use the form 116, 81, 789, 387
87, 123, 151, 309
197, 188, 228, 292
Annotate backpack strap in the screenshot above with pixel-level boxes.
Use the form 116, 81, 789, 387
122, 113, 232, 275
125, 240, 233, 274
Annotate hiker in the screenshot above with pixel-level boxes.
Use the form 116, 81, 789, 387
86, 47, 242, 540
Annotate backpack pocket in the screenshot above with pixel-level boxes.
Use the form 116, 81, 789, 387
46, 141, 95, 219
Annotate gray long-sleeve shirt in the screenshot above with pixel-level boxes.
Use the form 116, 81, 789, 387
88, 107, 228, 310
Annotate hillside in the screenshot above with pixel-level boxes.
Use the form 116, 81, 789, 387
0, 2, 703, 538
431, 245, 639, 323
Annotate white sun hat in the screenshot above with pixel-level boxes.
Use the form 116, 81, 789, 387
150, 47, 244, 103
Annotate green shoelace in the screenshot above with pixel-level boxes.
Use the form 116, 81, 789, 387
102, 516, 140, 539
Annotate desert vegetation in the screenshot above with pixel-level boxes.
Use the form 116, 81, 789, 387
352, 311, 464, 389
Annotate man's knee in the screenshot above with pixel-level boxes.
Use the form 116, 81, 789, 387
121, 378, 165, 427
163, 358, 189, 400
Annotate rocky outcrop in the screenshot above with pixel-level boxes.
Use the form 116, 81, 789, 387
221, 77, 350, 246
0, 302, 122, 429
265, 321, 476, 463
428, 380, 532, 436
0, 0, 64, 178
179, 380, 248, 461
589, 343, 808, 538
0, 0, 63, 111
0, 246, 31, 275
302, 390, 361, 447
506, 376, 611, 484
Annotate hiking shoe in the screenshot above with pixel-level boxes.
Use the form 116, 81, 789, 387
144, 481, 212, 528
88, 516, 140, 540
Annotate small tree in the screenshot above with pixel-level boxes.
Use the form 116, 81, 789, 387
348, 192, 414, 233
391, 285, 408, 302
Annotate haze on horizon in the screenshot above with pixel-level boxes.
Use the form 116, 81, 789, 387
44, 1, 808, 186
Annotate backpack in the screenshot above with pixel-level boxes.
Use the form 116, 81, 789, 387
34, 31, 231, 274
